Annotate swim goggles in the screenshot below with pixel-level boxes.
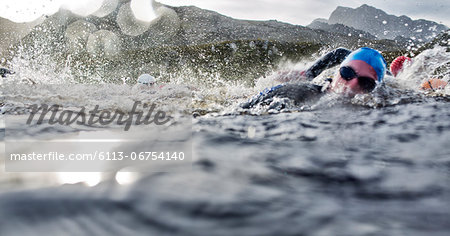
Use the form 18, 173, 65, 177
339, 66, 377, 92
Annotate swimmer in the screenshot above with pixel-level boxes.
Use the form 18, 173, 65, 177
137, 73, 156, 86
0, 68, 13, 77
242, 47, 388, 108
389, 56, 412, 77
136, 73, 168, 90
390, 55, 448, 91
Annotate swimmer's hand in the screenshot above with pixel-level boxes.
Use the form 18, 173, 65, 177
421, 78, 447, 91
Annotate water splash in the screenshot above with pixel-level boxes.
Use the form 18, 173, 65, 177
394, 46, 450, 95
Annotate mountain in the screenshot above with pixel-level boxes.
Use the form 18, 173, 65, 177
11, 1, 407, 55
307, 19, 377, 40
310, 4, 448, 44
414, 29, 450, 54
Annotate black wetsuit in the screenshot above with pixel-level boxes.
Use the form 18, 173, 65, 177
0, 68, 13, 78
241, 48, 352, 109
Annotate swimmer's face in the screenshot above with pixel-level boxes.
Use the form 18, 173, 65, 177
331, 60, 378, 95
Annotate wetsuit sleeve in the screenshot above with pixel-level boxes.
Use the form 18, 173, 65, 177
303, 47, 352, 79
241, 84, 284, 109
241, 83, 322, 109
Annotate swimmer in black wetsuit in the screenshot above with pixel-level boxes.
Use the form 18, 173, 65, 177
242, 47, 389, 109
0, 68, 13, 78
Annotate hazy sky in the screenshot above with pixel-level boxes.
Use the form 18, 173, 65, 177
0, 0, 449, 26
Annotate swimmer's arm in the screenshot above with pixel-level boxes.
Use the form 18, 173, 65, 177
303, 47, 352, 79
241, 84, 284, 108
241, 83, 323, 109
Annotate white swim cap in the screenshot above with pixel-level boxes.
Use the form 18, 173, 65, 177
137, 74, 156, 85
